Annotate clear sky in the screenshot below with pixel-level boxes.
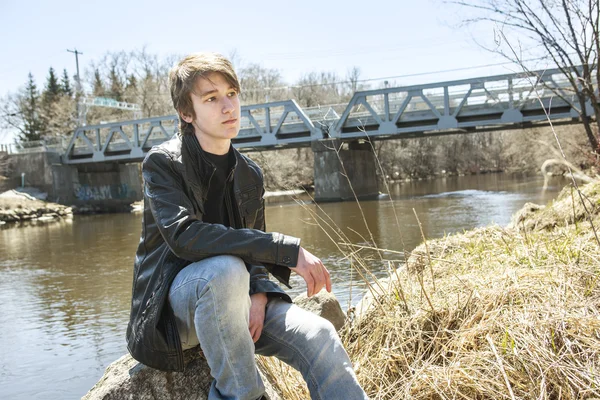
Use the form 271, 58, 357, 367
0, 0, 543, 144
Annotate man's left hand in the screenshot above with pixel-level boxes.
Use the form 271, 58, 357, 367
249, 292, 268, 342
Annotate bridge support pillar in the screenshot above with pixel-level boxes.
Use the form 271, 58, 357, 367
312, 139, 379, 202
51, 164, 79, 202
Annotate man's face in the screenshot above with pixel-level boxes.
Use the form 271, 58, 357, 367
182, 72, 241, 150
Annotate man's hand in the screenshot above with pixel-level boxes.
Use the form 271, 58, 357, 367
249, 292, 268, 343
294, 247, 332, 297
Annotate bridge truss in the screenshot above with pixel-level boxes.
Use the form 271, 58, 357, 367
62, 67, 593, 164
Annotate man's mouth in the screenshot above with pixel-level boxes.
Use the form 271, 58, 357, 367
223, 118, 237, 125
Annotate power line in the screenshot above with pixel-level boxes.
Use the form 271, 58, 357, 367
125, 55, 554, 98
243, 56, 553, 92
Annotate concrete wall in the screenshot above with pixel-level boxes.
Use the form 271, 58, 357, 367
312, 139, 379, 202
6, 151, 62, 195
5, 151, 142, 207
72, 163, 141, 203
0, 151, 11, 192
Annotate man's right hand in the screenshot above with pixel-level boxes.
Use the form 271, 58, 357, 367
293, 247, 332, 297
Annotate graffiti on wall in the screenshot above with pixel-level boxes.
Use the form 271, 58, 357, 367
74, 183, 137, 201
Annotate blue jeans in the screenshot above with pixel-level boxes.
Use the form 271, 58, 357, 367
168, 255, 368, 400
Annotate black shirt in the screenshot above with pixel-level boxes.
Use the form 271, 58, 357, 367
202, 150, 233, 227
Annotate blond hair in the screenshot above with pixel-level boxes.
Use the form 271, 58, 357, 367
169, 52, 240, 135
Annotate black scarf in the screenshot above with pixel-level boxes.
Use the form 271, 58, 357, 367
181, 131, 210, 213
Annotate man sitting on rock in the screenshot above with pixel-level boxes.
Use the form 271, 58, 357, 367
126, 52, 368, 400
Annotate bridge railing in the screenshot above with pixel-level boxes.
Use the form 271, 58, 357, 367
3, 137, 69, 155
62, 99, 322, 164
332, 67, 587, 139
63, 116, 179, 164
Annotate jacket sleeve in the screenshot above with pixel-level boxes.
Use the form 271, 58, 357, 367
247, 177, 294, 301
143, 150, 300, 268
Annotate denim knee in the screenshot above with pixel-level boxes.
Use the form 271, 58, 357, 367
169, 255, 249, 299
308, 317, 338, 347
204, 255, 250, 293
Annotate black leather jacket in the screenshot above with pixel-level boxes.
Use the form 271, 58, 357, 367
126, 136, 301, 372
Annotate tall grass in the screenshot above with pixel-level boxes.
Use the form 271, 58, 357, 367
256, 61, 600, 396
259, 180, 600, 399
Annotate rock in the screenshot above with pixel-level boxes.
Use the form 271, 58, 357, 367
293, 289, 347, 331
38, 215, 57, 221
508, 202, 545, 230
82, 351, 282, 400
83, 290, 348, 399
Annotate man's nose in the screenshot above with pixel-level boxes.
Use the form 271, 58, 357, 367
222, 96, 234, 113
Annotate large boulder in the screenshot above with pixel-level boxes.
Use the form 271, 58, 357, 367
82, 350, 281, 400
83, 291, 346, 399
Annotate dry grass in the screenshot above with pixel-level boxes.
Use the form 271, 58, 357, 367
260, 180, 600, 399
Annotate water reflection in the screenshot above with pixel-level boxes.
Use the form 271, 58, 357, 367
0, 215, 139, 399
0, 174, 569, 399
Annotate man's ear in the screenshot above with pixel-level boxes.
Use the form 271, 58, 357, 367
180, 111, 193, 124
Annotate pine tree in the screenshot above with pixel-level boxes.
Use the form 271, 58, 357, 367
124, 73, 138, 103
108, 66, 124, 101
18, 73, 45, 142
93, 69, 105, 97
42, 67, 60, 105
60, 69, 73, 97
126, 74, 137, 90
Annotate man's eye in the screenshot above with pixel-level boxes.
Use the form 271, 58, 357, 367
228, 92, 237, 97
206, 97, 215, 102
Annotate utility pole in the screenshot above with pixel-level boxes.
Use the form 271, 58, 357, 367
67, 48, 83, 93
67, 48, 85, 125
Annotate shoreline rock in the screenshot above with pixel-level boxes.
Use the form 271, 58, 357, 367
0, 188, 139, 226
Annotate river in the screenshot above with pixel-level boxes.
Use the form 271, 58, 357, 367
0, 173, 570, 399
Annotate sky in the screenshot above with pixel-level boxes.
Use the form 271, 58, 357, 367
0, 0, 545, 144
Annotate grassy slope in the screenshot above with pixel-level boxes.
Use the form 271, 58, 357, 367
263, 180, 600, 399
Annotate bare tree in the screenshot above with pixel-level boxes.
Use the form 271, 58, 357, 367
292, 71, 344, 108
450, 0, 599, 153
237, 64, 287, 105
346, 66, 362, 94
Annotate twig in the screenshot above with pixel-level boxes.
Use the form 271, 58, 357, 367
486, 334, 516, 400
413, 208, 436, 292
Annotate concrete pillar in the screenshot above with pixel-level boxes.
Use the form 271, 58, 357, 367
312, 138, 379, 202
118, 163, 142, 201
51, 164, 79, 203
71, 162, 142, 204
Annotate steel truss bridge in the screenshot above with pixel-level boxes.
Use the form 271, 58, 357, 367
62, 67, 593, 164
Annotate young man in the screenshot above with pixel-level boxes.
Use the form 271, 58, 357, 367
126, 52, 368, 400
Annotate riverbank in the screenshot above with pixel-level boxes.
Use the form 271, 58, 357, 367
0, 186, 143, 225
0, 189, 72, 224
262, 180, 600, 399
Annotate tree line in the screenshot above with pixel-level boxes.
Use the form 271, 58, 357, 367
1, 68, 75, 142
0, 48, 366, 144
